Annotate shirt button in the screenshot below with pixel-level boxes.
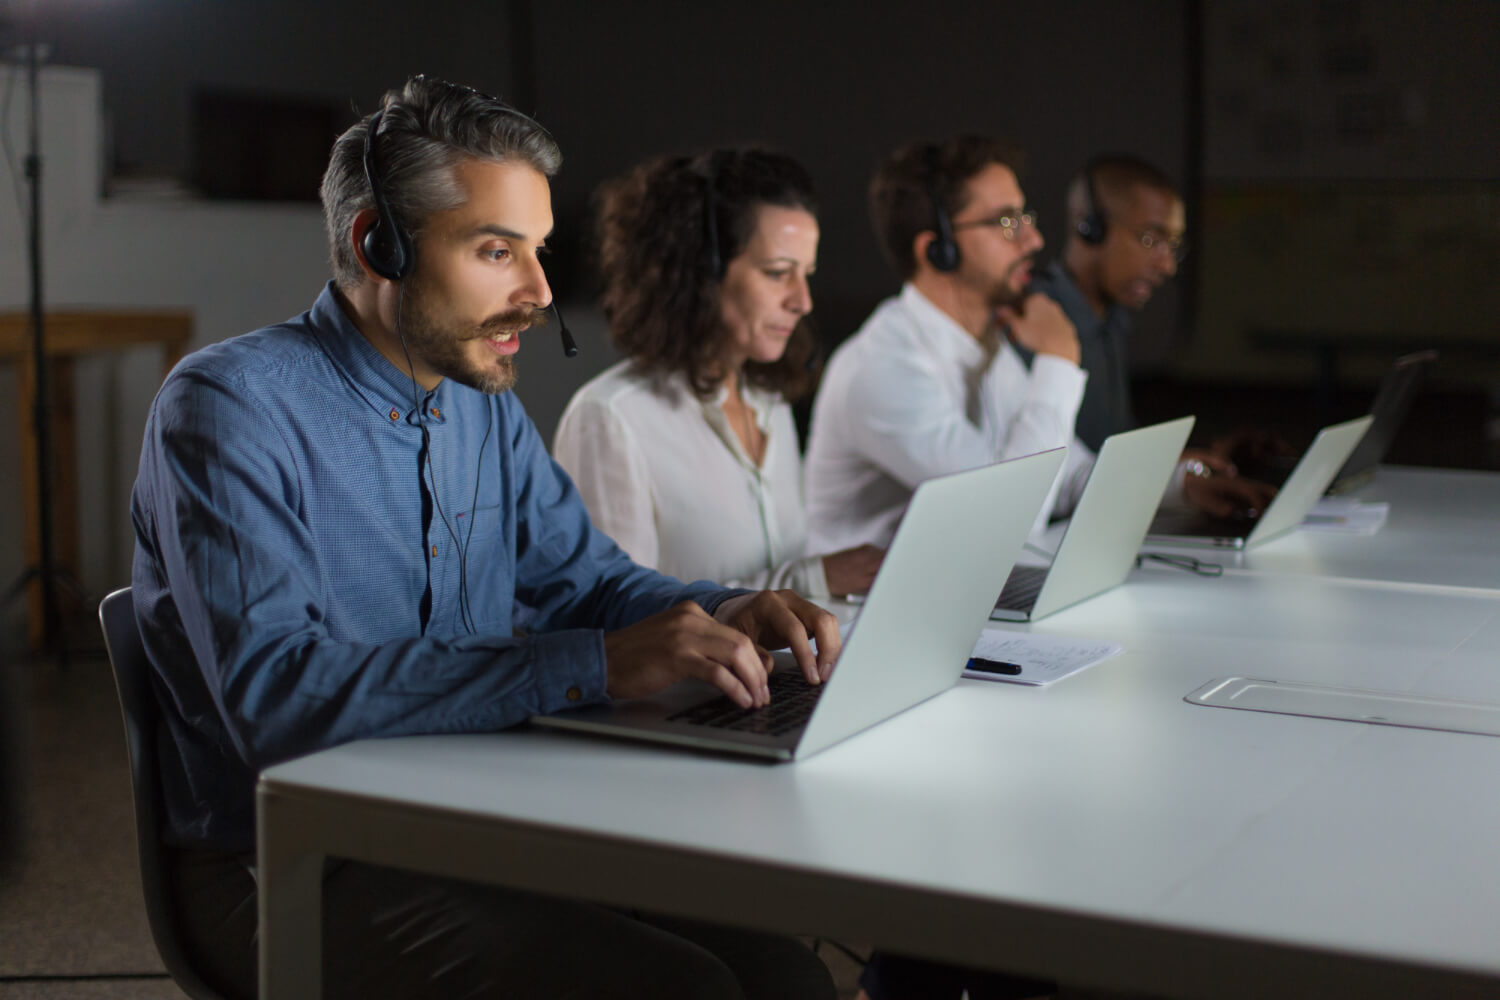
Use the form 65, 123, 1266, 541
566, 686, 582, 702
389, 408, 400, 421
430, 407, 441, 418
430, 545, 438, 557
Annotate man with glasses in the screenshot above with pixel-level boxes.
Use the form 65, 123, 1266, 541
806, 135, 1091, 552
1033, 155, 1275, 516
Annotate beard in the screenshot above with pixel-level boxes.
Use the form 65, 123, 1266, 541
962, 254, 1036, 311
398, 281, 549, 395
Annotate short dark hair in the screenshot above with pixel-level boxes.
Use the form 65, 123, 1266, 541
869, 135, 1024, 280
594, 147, 820, 401
1068, 154, 1181, 231
320, 75, 562, 290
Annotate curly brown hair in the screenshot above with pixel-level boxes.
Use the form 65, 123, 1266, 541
593, 148, 820, 401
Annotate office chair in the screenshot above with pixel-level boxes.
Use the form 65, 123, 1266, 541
99, 587, 242, 1000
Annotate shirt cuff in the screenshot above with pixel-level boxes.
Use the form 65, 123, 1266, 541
527, 629, 612, 714
795, 554, 831, 599
700, 587, 754, 618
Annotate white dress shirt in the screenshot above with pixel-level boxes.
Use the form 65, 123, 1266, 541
554, 361, 830, 597
805, 283, 1096, 551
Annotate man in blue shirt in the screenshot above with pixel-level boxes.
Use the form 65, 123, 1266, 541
132, 76, 838, 1000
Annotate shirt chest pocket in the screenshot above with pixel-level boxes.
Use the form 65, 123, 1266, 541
437, 503, 510, 633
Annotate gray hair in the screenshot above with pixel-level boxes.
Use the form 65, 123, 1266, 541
320, 75, 563, 289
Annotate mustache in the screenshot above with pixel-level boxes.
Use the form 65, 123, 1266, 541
465, 306, 551, 340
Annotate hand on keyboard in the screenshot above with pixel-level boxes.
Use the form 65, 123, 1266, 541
604, 601, 773, 709
1181, 448, 1277, 518
712, 589, 841, 685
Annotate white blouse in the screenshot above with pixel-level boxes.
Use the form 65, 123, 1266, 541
553, 361, 829, 597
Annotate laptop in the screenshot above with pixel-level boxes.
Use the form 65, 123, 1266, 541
1143, 415, 1374, 549
993, 416, 1195, 622
531, 447, 1067, 761
1238, 350, 1437, 494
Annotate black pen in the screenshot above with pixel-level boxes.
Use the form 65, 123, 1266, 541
966, 657, 1023, 675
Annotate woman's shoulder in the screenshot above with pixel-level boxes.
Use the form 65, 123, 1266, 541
565, 360, 644, 408
561, 360, 696, 425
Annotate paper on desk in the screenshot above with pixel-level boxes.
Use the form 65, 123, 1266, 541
965, 628, 1123, 687
1300, 497, 1388, 535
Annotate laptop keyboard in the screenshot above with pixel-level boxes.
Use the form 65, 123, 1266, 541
666, 670, 824, 737
995, 565, 1047, 613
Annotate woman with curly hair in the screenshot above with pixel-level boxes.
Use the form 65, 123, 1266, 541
554, 148, 881, 597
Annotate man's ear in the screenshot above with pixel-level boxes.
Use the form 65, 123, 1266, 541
912, 231, 936, 274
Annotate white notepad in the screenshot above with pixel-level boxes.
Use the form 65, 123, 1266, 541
964, 628, 1123, 687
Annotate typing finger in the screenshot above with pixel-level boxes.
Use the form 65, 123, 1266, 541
807, 605, 842, 681
780, 592, 842, 681
698, 625, 771, 706
699, 660, 757, 709
764, 593, 822, 684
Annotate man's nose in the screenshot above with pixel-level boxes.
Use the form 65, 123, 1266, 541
514, 252, 553, 310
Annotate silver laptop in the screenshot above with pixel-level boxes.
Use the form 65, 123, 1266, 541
993, 416, 1194, 622
1143, 415, 1375, 550
531, 447, 1067, 761
1239, 350, 1436, 495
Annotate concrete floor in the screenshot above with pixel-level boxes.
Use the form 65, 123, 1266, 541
0, 647, 189, 998
0, 642, 864, 999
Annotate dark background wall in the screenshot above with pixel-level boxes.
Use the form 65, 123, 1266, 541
21, 0, 1191, 361
14, 0, 1500, 402
525, 1, 1188, 362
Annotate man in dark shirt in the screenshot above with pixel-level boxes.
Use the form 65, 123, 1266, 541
1031, 155, 1184, 451
1033, 155, 1274, 516
132, 75, 838, 1000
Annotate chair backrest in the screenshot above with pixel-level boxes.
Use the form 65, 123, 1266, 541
99, 587, 236, 1000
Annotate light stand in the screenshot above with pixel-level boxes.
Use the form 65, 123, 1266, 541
1, 28, 85, 660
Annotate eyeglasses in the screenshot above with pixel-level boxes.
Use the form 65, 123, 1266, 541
951, 209, 1038, 242
1134, 228, 1188, 262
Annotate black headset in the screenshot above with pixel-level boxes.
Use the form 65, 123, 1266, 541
923, 146, 962, 273
361, 109, 415, 281
1075, 159, 1109, 246
360, 104, 577, 357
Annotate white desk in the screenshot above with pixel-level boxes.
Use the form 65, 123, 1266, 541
1143, 465, 1500, 592
258, 569, 1500, 999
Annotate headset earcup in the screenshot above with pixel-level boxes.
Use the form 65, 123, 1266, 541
1076, 159, 1108, 246
926, 233, 960, 273
1076, 212, 1107, 246
362, 216, 413, 281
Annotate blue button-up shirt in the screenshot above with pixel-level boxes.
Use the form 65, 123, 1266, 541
132, 283, 731, 850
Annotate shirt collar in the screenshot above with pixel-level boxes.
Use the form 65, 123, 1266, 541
698, 374, 778, 471
308, 281, 440, 423
899, 282, 990, 369
705, 378, 774, 427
